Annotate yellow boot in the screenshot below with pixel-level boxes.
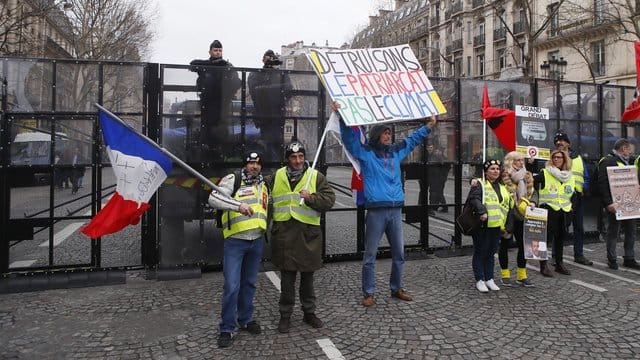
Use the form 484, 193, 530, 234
516, 267, 534, 287
500, 269, 512, 286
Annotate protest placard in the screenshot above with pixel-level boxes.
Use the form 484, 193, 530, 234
606, 165, 640, 220
523, 206, 548, 260
515, 105, 551, 160
306, 45, 447, 126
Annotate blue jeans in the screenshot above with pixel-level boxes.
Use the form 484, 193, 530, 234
471, 227, 500, 281
219, 236, 264, 333
362, 207, 404, 295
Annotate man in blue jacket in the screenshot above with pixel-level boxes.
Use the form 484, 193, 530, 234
333, 102, 437, 306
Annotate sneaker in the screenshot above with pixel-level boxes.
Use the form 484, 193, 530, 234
574, 256, 593, 266
361, 294, 375, 307
476, 280, 489, 293
217, 332, 232, 348
303, 313, 323, 328
623, 259, 640, 270
515, 278, 535, 287
277, 317, 290, 334
499, 278, 514, 287
239, 320, 261, 334
391, 289, 413, 301
608, 260, 619, 270
485, 279, 500, 291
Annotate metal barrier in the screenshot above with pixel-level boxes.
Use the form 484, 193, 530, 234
0, 57, 635, 292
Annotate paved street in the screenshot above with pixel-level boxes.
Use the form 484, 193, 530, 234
2, 241, 640, 359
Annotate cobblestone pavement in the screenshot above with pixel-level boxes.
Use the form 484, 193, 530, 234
1, 241, 640, 359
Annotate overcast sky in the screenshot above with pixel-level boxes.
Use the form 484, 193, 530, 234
148, 0, 390, 68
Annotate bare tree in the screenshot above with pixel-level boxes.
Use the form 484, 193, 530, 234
490, 0, 567, 80
0, 0, 67, 56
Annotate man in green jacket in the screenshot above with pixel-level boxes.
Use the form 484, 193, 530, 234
270, 141, 335, 333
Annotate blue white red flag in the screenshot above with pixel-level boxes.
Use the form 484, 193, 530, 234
82, 111, 173, 238
325, 112, 366, 205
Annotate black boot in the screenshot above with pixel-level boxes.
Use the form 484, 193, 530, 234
540, 261, 553, 277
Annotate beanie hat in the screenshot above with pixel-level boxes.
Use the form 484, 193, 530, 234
210, 40, 223, 49
285, 142, 305, 158
483, 159, 502, 171
553, 130, 570, 144
243, 151, 261, 165
369, 124, 391, 143
264, 49, 276, 57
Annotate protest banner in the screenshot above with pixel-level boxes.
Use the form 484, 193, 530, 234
523, 206, 549, 260
606, 165, 640, 220
515, 105, 551, 160
306, 45, 447, 126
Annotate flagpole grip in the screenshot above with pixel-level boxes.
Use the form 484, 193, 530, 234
299, 121, 330, 205
94, 103, 228, 197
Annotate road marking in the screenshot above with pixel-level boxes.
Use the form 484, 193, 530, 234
39, 222, 85, 247
528, 262, 640, 286
10, 260, 36, 268
570, 279, 607, 292
265, 271, 281, 292
316, 338, 345, 360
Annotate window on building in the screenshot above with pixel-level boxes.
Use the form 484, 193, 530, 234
284, 124, 293, 134
548, 3, 560, 36
594, 0, 604, 24
477, 54, 485, 76
497, 48, 507, 71
467, 56, 472, 76
591, 40, 605, 76
467, 21, 472, 44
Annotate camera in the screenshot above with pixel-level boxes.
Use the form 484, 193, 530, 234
265, 56, 282, 67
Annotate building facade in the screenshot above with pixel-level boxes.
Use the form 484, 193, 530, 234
350, 0, 636, 85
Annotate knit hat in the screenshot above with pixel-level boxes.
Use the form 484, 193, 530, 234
243, 151, 261, 165
553, 130, 570, 144
483, 159, 502, 171
368, 124, 391, 143
264, 49, 276, 57
285, 142, 305, 158
210, 40, 223, 49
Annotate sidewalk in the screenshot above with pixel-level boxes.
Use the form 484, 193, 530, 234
2, 241, 640, 359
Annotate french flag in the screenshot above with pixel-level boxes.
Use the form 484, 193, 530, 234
82, 110, 173, 238
325, 112, 365, 205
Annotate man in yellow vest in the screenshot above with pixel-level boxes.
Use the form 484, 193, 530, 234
553, 131, 593, 265
207, 151, 269, 348
270, 142, 336, 334
597, 138, 640, 270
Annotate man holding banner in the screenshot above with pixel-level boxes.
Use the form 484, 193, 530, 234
334, 102, 437, 306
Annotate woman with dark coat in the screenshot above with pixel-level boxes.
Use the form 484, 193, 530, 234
466, 159, 514, 293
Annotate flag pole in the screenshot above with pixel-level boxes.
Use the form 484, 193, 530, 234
482, 110, 487, 204
299, 123, 330, 205
94, 103, 228, 196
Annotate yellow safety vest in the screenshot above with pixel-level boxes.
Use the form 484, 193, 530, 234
538, 169, 575, 212
480, 179, 512, 229
222, 181, 269, 238
571, 155, 585, 193
272, 167, 321, 225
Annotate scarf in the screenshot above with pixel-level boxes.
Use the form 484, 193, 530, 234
241, 168, 264, 186
545, 165, 572, 183
286, 162, 309, 184
613, 149, 630, 165
510, 166, 527, 202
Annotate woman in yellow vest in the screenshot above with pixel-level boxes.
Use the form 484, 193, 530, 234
466, 159, 514, 293
535, 149, 575, 276
498, 151, 535, 287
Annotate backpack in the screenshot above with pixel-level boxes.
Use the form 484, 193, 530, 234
215, 171, 242, 229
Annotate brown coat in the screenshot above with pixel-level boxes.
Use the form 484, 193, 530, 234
269, 168, 335, 272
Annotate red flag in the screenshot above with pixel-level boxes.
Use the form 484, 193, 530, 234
622, 41, 640, 122
481, 85, 516, 151
82, 193, 150, 238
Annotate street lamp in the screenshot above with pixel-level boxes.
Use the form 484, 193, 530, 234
540, 56, 567, 80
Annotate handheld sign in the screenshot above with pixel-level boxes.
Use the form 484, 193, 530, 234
306, 45, 447, 126
606, 165, 640, 220
523, 206, 549, 260
515, 105, 551, 160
